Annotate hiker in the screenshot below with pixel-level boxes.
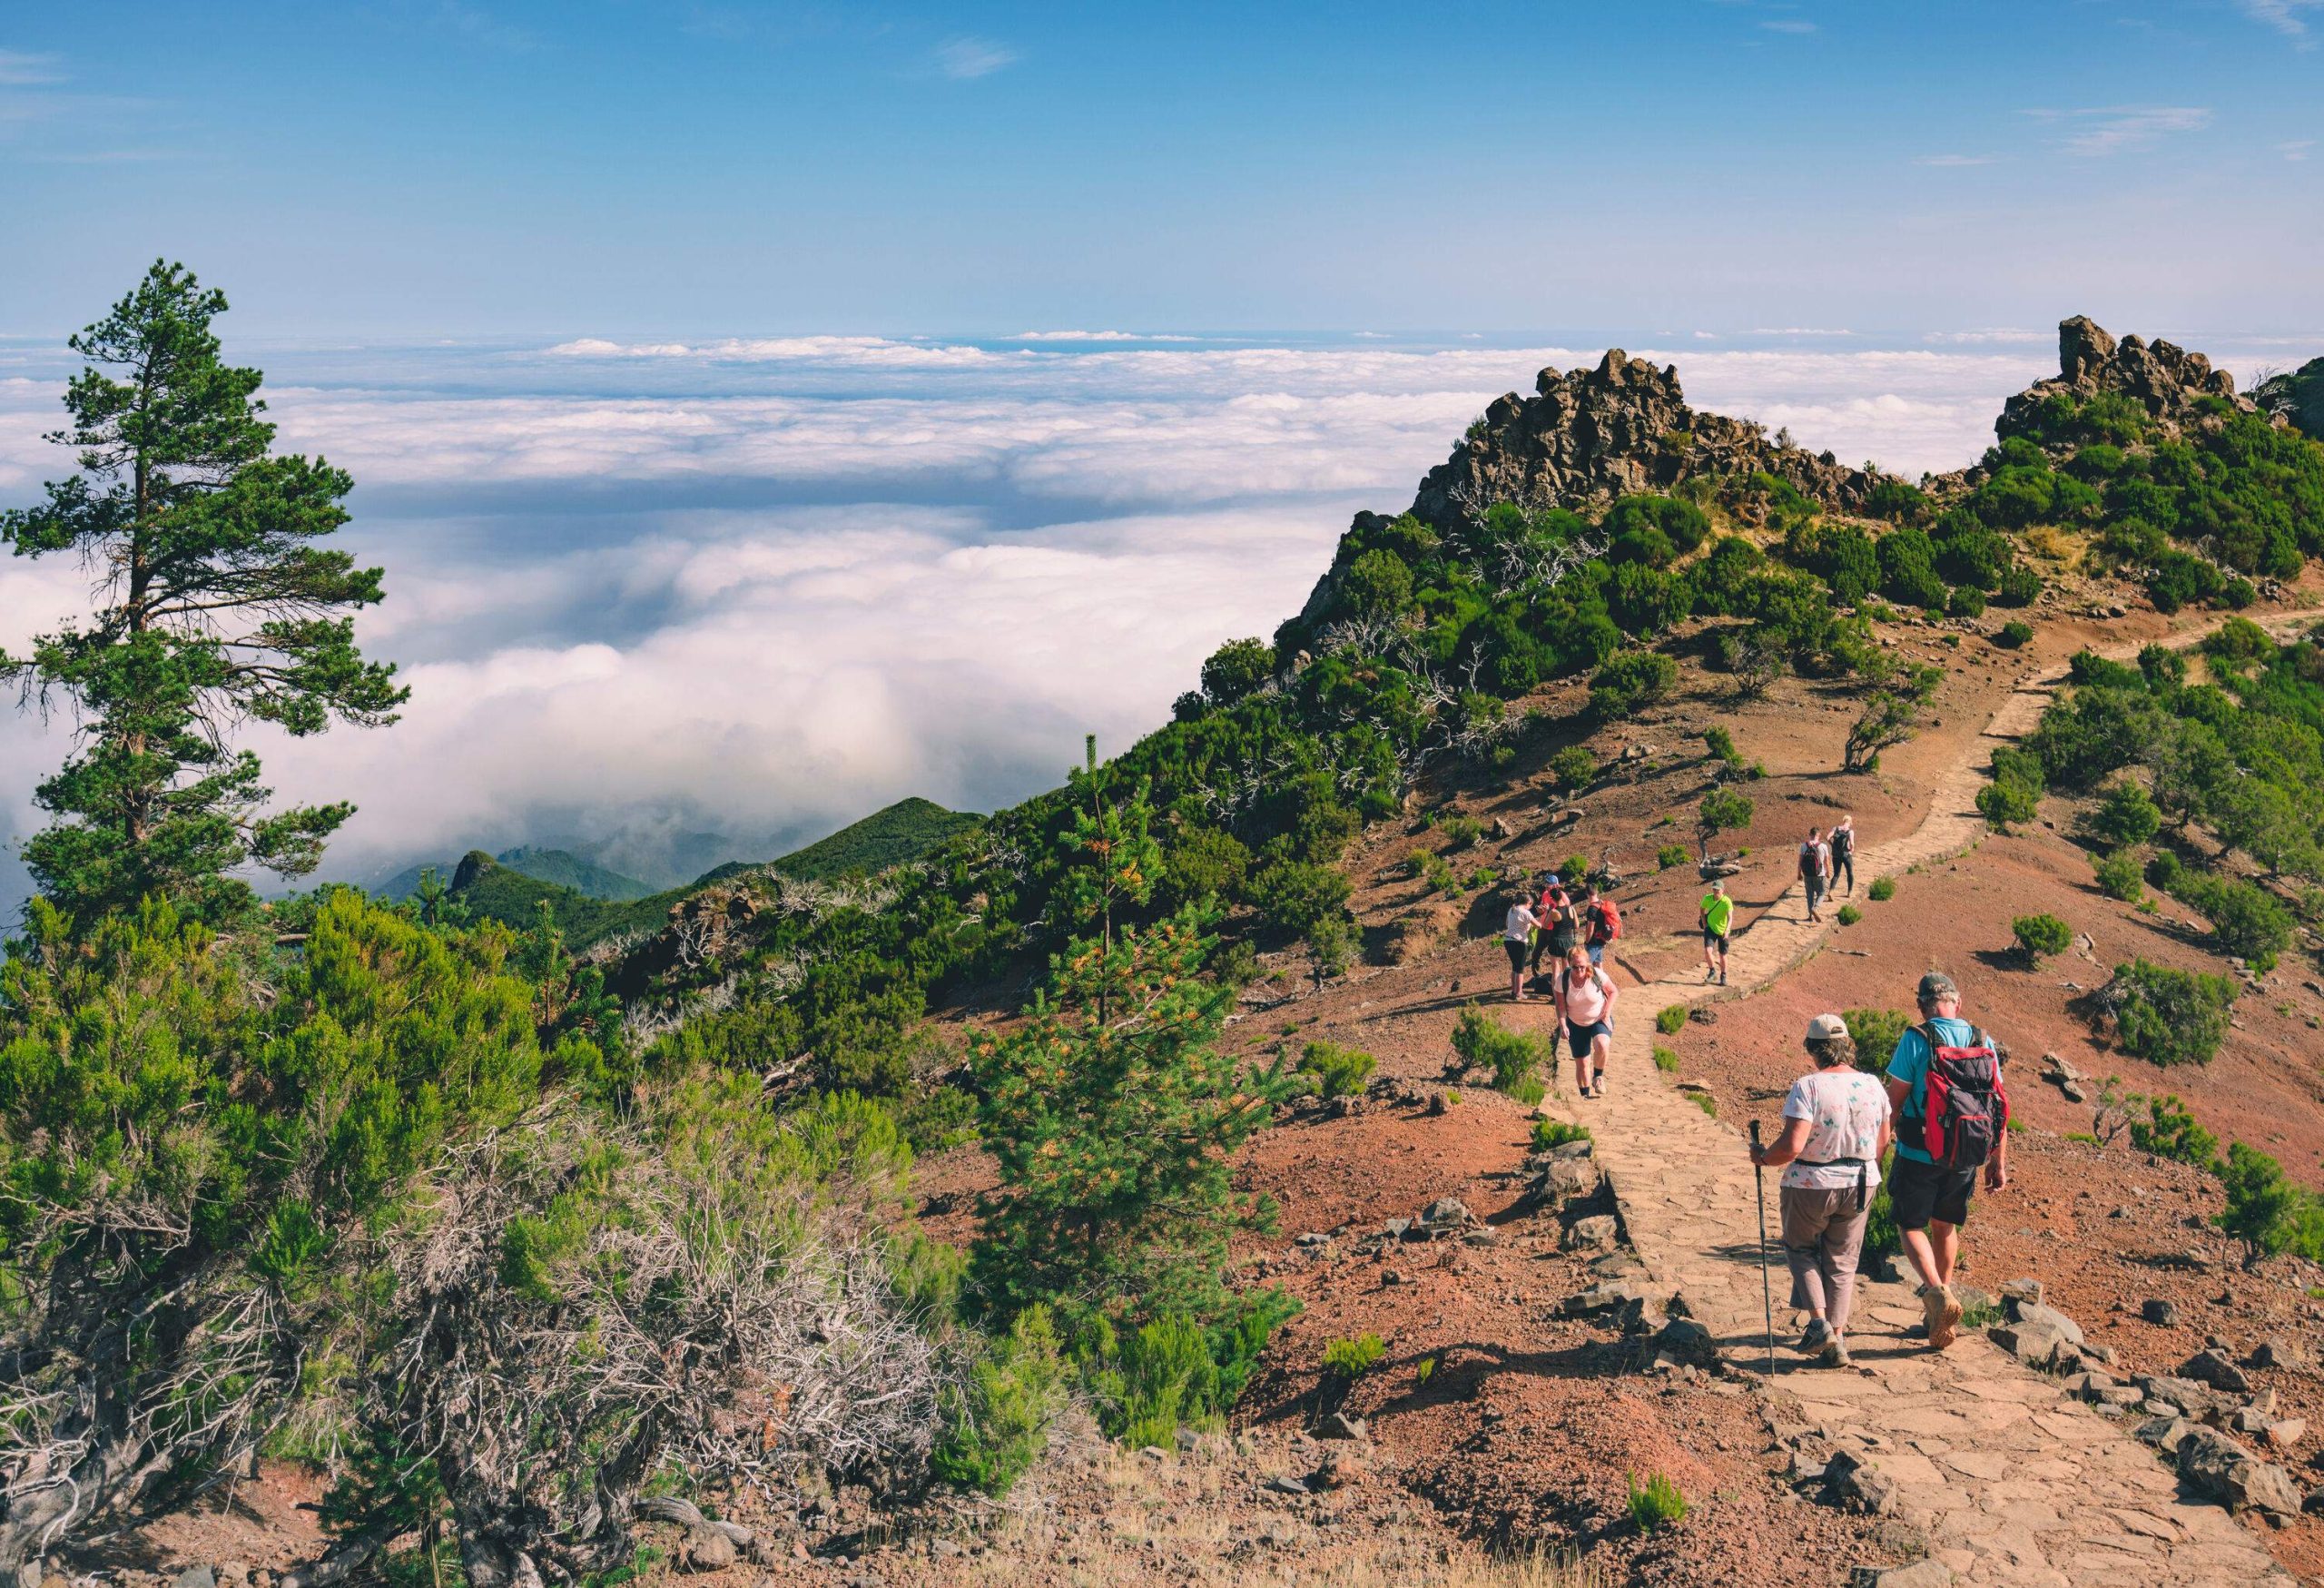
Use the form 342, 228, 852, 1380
1798, 827, 1830, 923
1581, 881, 1620, 968
1699, 878, 1733, 985
1543, 877, 1583, 972
1883, 971, 2010, 1349
1553, 943, 1618, 1099
1502, 892, 1544, 1002
1748, 1014, 1893, 1366
1528, 873, 1568, 979
1830, 814, 1856, 897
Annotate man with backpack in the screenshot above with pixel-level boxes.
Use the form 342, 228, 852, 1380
1829, 814, 1856, 897
1581, 882, 1620, 968
1799, 827, 1831, 923
1883, 971, 2009, 1349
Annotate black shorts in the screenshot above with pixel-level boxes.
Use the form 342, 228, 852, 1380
1505, 940, 1529, 972
1701, 929, 1728, 952
1565, 1019, 1611, 1059
1887, 1155, 1977, 1231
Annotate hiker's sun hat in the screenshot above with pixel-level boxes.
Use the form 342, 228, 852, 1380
1804, 1012, 1849, 1044
1916, 971, 1959, 1005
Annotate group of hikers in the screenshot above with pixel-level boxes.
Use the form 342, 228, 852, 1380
1501, 872, 1622, 1097
1492, 812, 2013, 1369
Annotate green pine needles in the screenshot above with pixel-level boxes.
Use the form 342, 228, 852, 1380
0, 261, 405, 924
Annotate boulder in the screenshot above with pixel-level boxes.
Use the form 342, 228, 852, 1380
2009, 1301, 2084, 1346
2178, 1348, 2251, 1394
2135, 1415, 2192, 1455
1991, 1320, 2068, 1368
1651, 1317, 1718, 1366
173, 1572, 217, 1588
1998, 1277, 2044, 1309
1534, 1156, 1603, 1204
1311, 1445, 1367, 1490
1822, 1450, 1898, 1515
1867, 1564, 1958, 1588
1561, 1214, 1619, 1251
1315, 1411, 1367, 1441
1421, 1197, 1469, 1228
1562, 1280, 1644, 1316
2176, 1427, 2301, 1519
2250, 1336, 2305, 1370
2140, 1297, 2178, 1327
682, 1528, 738, 1573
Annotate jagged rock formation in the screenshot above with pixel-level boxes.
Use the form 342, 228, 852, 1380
1408, 347, 1893, 529
1996, 315, 2252, 444
2254, 355, 2324, 440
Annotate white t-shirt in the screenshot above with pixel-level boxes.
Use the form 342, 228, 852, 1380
1778, 1069, 1890, 1191
1503, 903, 1539, 942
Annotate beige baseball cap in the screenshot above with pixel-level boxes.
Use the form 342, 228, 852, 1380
1804, 1013, 1850, 1043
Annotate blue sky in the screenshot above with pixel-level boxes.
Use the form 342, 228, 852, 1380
3, 1, 2319, 340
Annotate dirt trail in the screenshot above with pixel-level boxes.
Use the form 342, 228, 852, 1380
1562, 618, 2311, 1587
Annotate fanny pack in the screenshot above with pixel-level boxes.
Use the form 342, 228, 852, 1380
1798, 1155, 1873, 1210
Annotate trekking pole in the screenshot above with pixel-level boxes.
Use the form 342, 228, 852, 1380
1748, 1119, 1777, 1377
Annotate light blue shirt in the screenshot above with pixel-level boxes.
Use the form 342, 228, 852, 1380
1886, 1016, 1976, 1166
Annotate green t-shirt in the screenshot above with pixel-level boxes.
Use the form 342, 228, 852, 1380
1700, 892, 1733, 935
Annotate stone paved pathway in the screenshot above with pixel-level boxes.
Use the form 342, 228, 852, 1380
1565, 641, 2301, 1586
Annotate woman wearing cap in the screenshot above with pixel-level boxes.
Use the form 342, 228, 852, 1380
1748, 1014, 1893, 1366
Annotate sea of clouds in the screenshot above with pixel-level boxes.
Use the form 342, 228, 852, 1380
3, 326, 2274, 901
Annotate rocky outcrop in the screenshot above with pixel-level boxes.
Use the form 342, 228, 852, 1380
1407, 347, 1893, 529
1995, 315, 2252, 445
2254, 355, 2324, 440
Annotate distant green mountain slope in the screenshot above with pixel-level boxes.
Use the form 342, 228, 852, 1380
2256, 356, 2324, 441
373, 845, 655, 902
768, 798, 981, 882
497, 845, 655, 901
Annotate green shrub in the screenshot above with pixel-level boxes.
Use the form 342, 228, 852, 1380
932, 1305, 1067, 1496
1698, 787, 1756, 856
1947, 585, 1987, 619
1531, 1118, 1592, 1151
2128, 1094, 2219, 1169
1627, 1471, 1689, 1532
1590, 649, 1679, 719
2092, 851, 2144, 902
2012, 912, 2073, 962
1651, 1045, 1679, 1073
1436, 814, 1485, 850
2107, 958, 2236, 1067
1862, 1148, 1901, 1255
1836, 903, 1861, 926
1113, 1314, 1222, 1449
1998, 618, 2035, 647
1868, 876, 1896, 902
2218, 1143, 2324, 1264
1321, 1332, 1387, 1382
1656, 843, 1691, 870
1550, 746, 1597, 789
1994, 566, 2042, 607
1845, 1008, 1910, 1073
2165, 869, 2294, 972
2085, 781, 2162, 850
1693, 1092, 1718, 1117
1298, 1041, 1377, 1100
1450, 1005, 1551, 1096
1702, 725, 1740, 765
1977, 779, 2039, 831
1655, 1005, 1688, 1036
1557, 853, 1590, 886
1248, 858, 1354, 937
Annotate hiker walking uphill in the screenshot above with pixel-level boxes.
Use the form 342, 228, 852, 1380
1748, 1014, 1892, 1366
1884, 971, 2010, 1349
1699, 879, 1732, 986
1553, 944, 1618, 1100
1580, 881, 1620, 968
1502, 892, 1544, 1003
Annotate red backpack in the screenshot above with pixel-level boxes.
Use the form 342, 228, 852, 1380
1916, 1022, 2008, 1170
1587, 897, 1621, 943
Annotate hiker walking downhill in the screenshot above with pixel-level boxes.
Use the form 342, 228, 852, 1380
1799, 827, 1831, 923
1884, 971, 2010, 1349
1553, 943, 1618, 1100
1748, 1014, 1893, 1366
1699, 878, 1733, 986
1502, 892, 1544, 1002
1830, 814, 1856, 897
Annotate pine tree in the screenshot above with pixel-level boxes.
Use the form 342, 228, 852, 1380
1053, 733, 1164, 1021
0, 261, 405, 923
970, 911, 1290, 1327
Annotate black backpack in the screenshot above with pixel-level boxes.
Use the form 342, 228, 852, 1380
1831, 826, 1853, 862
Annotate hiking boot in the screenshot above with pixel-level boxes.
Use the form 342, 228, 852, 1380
1820, 1337, 1851, 1368
1922, 1284, 1963, 1349
1718, 971, 1728, 986
1797, 1317, 1831, 1356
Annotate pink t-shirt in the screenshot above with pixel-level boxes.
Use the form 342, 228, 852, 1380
1557, 964, 1615, 1025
